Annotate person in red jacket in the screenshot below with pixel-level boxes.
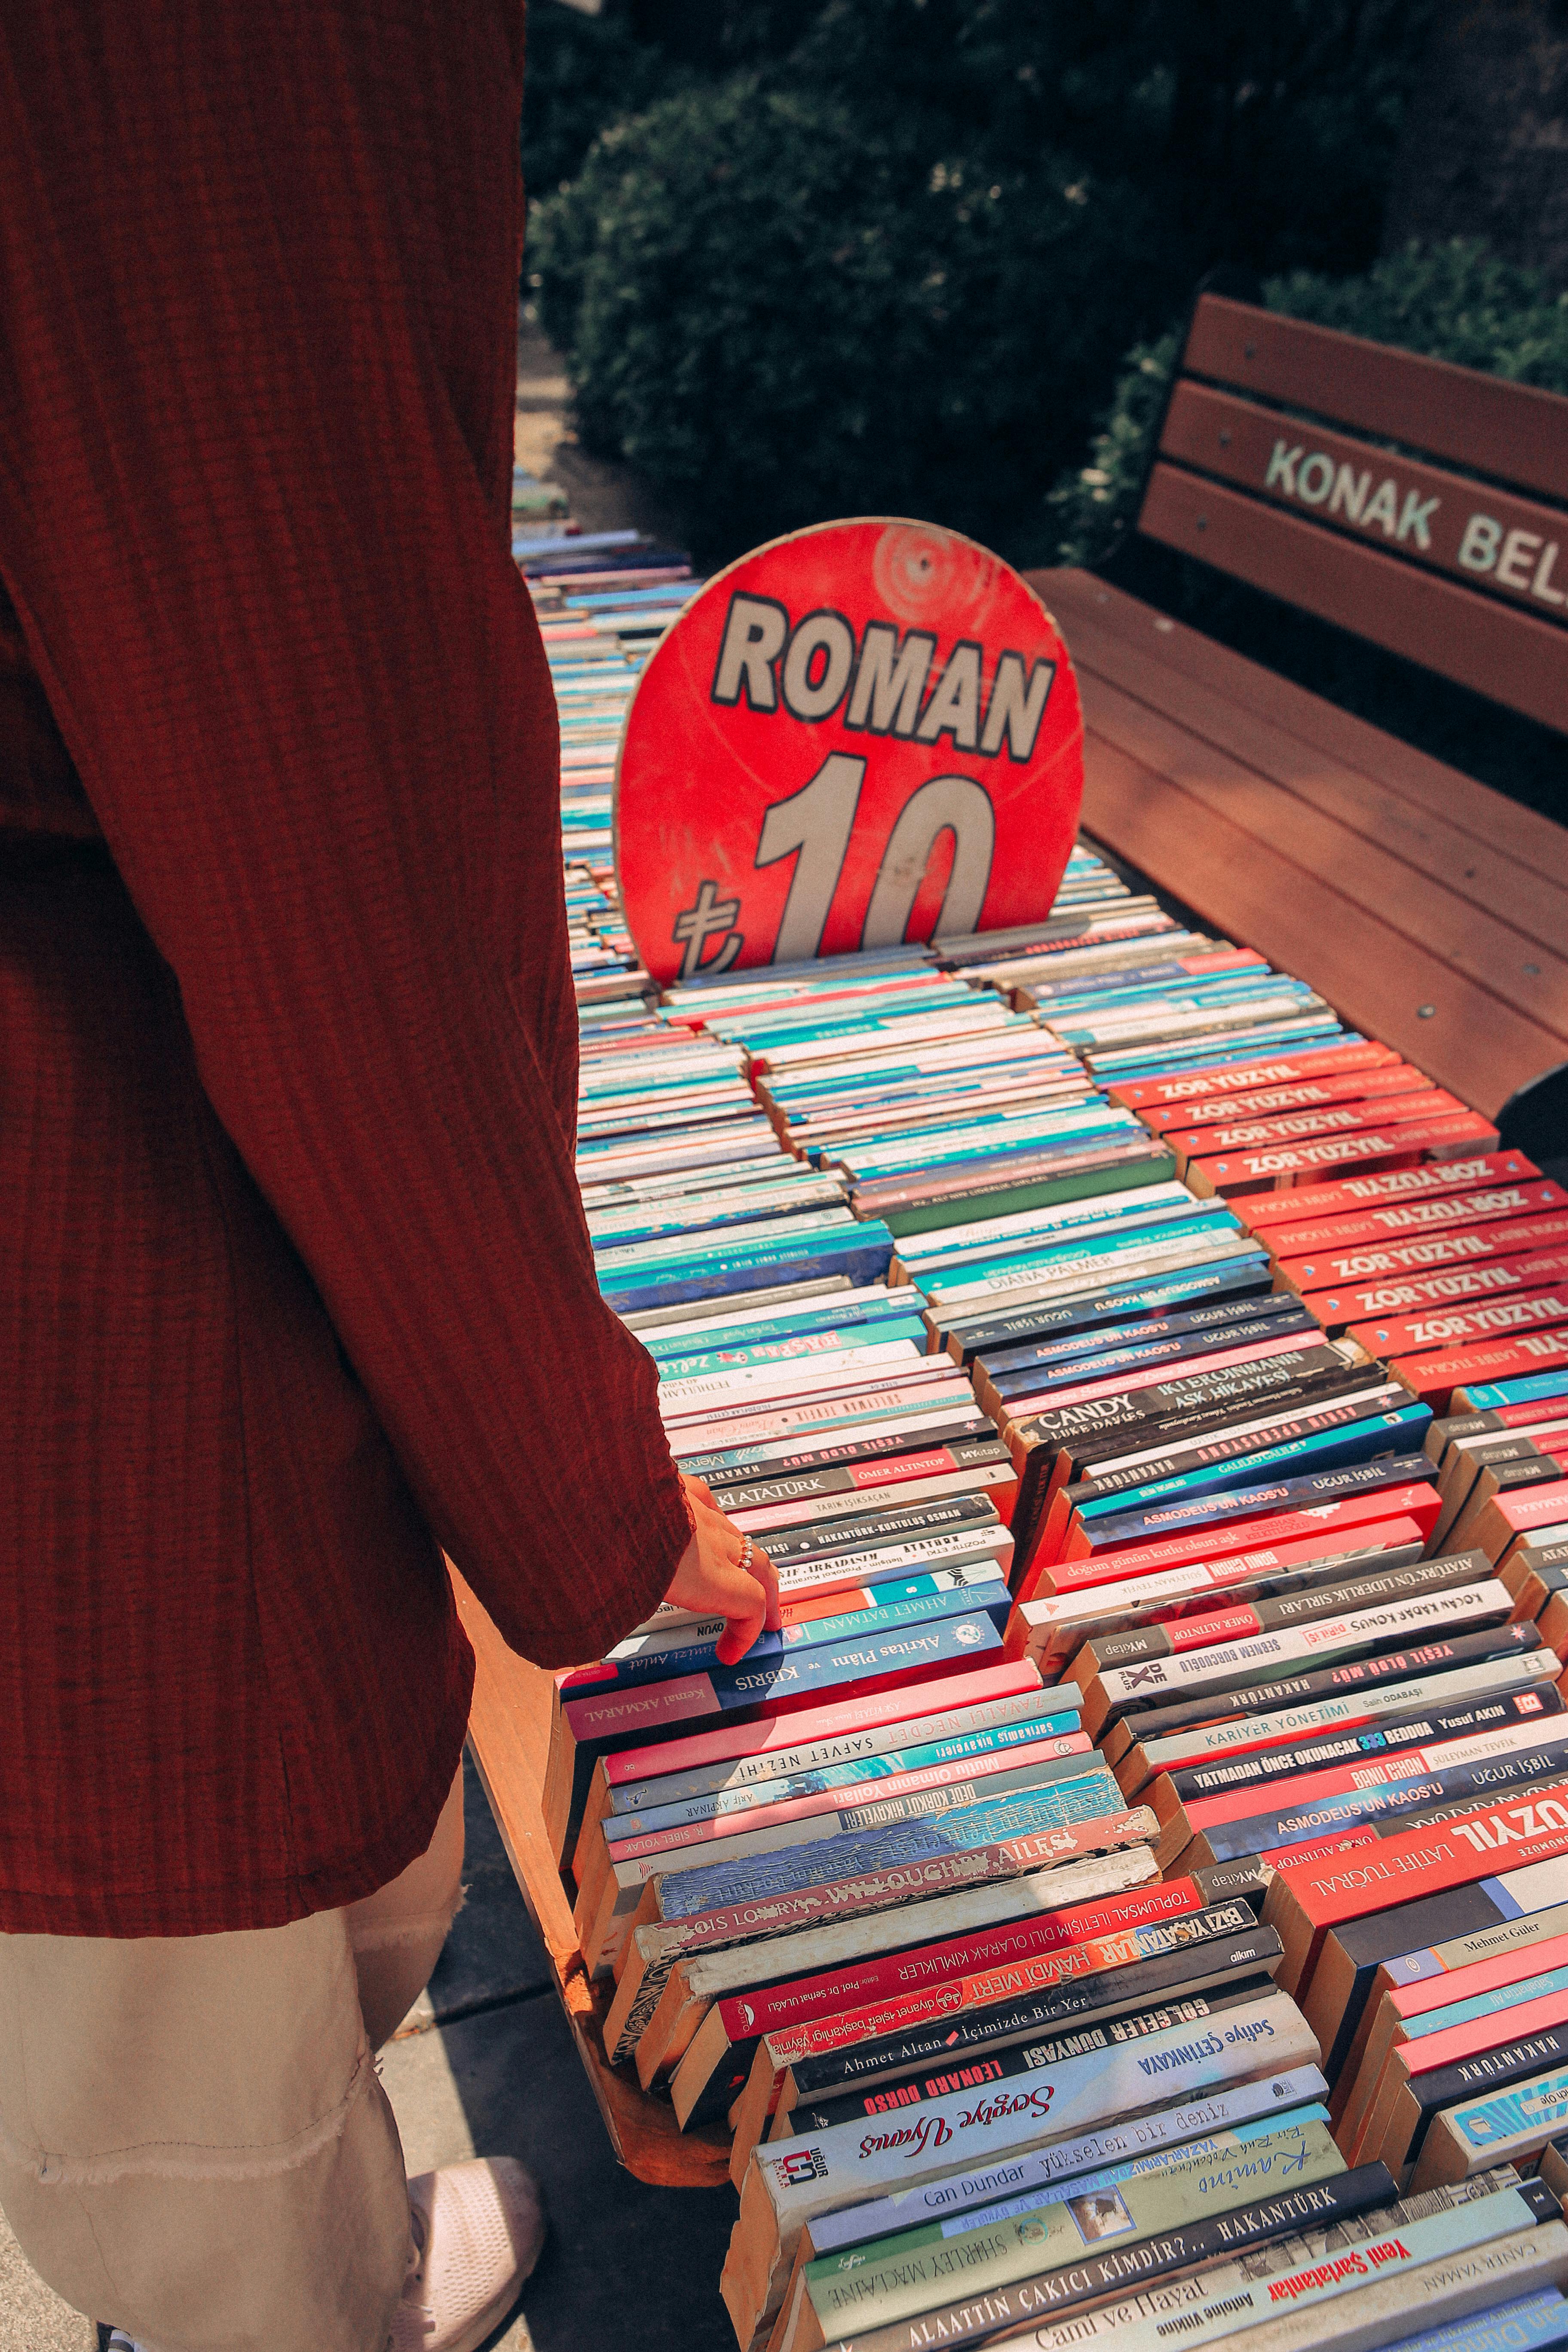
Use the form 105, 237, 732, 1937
0, 8, 776, 2349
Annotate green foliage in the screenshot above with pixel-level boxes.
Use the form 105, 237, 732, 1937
1047, 328, 1180, 570
524, 0, 1436, 564
530, 77, 1176, 563
1048, 239, 1568, 570
1270, 239, 1568, 387
521, 6, 674, 198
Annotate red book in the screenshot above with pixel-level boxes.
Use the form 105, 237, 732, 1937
1240, 1153, 1542, 1229
1304, 1245, 1568, 1331
1021, 1507, 1433, 1609
1185, 1112, 1501, 1197
1135, 1063, 1430, 1136
1050, 1482, 1442, 1576
1165, 1088, 1464, 1161
1351, 1286, 1568, 1362
598, 1658, 1044, 1789
1107, 1041, 1400, 1112
1262, 1777, 1568, 2000
707, 1873, 1209, 2043
1180, 1717, 1568, 1836
1468, 1398, 1568, 1433
1394, 1334, 1568, 1409
1280, 1207, 1568, 1298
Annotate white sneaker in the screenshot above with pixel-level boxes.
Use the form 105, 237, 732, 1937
389, 2157, 545, 2352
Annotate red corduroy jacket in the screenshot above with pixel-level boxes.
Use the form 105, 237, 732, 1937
0, 1, 690, 1936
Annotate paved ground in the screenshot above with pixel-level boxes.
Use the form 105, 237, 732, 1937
381, 1760, 741, 2352
514, 307, 687, 548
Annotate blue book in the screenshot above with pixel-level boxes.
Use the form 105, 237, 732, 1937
990, 1307, 1319, 1401
981, 1292, 1313, 1381
596, 1223, 896, 1310
1373, 2292, 1568, 2352
1076, 1452, 1437, 1552
604, 1705, 1086, 1842
1467, 1372, 1568, 1408
641, 1294, 916, 1361
559, 1611, 1007, 1747
652, 1762, 1127, 1920
581, 1574, 1012, 1691
1071, 1403, 1434, 1524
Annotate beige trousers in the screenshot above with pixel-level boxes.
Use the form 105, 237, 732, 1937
0, 1767, 466, 2352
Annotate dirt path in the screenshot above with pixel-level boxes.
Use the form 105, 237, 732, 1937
515, 309, 687, 547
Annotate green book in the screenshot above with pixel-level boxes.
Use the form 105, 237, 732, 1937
798, 2110, 1343, 2346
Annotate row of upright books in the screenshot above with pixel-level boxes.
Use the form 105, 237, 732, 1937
522, 540, 1568, 2352
522, 529, 704, 1002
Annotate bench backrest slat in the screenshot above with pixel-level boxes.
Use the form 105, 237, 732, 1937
1182, 296, 1568, 502
1140, 459, 1568, 735
1140, 293, 1568, 732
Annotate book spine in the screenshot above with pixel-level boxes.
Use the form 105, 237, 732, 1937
804, 2115, 1346, 2341
609, 1703, 1083, 1833
1064, 1457, 1437, 1562
572, 1573, 1012, 1692
1091, 1584, 1513, 1723
601, 1657, 1039, 1790
714, 1880, 1216, 2046
1109, 1627, 1546, 1748
758, 1902, 1262, 2074
1241, 1157, 1541, 1229
652, 1772, 1129, 1920
821, 2163, 1393, 2352
1202, 1742, 1568, 1864
1016, 2187, 1551, 2352
787, 1924, 1281, 2100
788, 1981, 1282, 2137
1168, 1685, 1563, 1800
606, 1841, 1163, 2067
752, 1988, 1318, 2227
804, 2065, 1332, 2256
655, 1795, 1151, 1947
561, 1608, 1008, 1745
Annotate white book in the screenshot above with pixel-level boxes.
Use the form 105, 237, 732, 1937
667, 1374, 975, 1452
923, 1229, 1256, 1313
656, 1342, 931, 1418
605, 1683, 1078, 1819
1091, 1582, 1514, 1716
728, 1986, 1317, 2350
1121, 1650, 1561, 1785
806, 2064, 1329, 2253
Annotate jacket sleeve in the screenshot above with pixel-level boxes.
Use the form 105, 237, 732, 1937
0, 3, 693, 1665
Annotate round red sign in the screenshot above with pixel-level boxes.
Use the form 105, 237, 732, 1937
612, 518, 1083, 985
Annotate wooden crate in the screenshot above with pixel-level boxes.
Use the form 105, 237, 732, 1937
452, 1567, 732, 2188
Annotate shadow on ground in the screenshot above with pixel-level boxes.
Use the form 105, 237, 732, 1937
380, 1755, 741, 2352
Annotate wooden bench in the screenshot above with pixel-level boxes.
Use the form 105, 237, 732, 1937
1028, 291, 1568, 1131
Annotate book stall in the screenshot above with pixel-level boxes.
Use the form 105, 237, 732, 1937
470, 511, 1568, 2351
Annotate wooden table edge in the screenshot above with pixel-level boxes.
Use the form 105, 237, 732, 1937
450, 1563, 734, 2190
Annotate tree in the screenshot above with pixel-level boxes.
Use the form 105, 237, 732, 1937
1383, 0, 1568, 287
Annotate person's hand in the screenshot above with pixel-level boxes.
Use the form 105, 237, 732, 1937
665, 1473, 781, 1666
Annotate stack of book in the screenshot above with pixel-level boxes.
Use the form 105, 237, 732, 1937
529, 637, 1568, 2350
522, 529, 704, 993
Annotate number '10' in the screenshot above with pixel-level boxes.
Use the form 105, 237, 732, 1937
756, 754, 995, 961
